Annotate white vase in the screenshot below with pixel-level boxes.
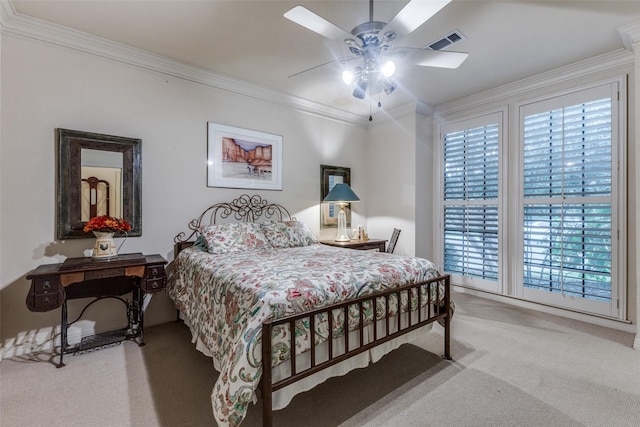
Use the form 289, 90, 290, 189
92, 231, 118, 259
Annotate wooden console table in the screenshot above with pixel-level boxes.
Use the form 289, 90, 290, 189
319, 238, 387, 252
26, 253, 167, 367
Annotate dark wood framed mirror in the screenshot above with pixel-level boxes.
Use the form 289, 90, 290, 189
320, 164, 351, 229
56, 128, 142, 239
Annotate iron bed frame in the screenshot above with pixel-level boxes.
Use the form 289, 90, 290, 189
172, 194, 452, 426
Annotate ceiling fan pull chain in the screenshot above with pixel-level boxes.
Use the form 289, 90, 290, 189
369, 79, 373, 121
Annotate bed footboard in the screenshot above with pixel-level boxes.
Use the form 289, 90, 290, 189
261, 274, 451, 426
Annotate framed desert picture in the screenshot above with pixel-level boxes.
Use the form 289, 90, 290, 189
320, 164, 351, 228
207, 122, 283, 190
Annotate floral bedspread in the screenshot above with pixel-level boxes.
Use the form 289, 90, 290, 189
166, 243, 443, 426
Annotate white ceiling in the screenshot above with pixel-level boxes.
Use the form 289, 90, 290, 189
9, 1, 640, 118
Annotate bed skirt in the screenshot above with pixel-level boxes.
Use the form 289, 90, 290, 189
180, 312, 433, 411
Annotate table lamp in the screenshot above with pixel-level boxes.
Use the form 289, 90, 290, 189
323, 183, 360, 242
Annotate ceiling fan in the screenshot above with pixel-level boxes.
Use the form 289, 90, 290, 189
284, 0, 468, 101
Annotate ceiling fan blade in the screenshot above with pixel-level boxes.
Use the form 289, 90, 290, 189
284, 6, 354, 41
405, 49, 468, 69
288, 57, 355, 79
378, 0, 451, 42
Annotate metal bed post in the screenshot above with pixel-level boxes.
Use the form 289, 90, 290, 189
261, 319, 274, 427
443, 275, 451, 360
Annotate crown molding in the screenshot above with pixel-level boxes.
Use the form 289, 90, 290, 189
435, 48, 634, 116
618, 20, 640, 50
0, 0, 364, 126
416, 101, 434, 117
0, 0, 14, 30
366, 100, 435, 127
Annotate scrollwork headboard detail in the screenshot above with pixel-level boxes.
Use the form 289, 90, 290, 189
173, 194, 293, 255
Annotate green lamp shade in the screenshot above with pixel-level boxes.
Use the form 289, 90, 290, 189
323, 183, 360, 203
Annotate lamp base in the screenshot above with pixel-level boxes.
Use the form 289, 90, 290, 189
334, 203, 350, 242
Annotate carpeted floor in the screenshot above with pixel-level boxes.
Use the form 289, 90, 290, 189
1, 293, 639, 426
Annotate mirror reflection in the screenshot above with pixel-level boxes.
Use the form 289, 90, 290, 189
81, 149, 124, 221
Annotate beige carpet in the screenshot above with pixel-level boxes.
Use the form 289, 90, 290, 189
1, 293, 639, 426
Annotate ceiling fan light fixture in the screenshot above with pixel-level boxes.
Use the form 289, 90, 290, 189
379, 77, 397, 95
343, 66, 362, 85
285, 0, 468, 106
353, 76, 368, 99
344, 38, 364, 56
381, 60, 396, 77
342, 70, 354, 85
381, 31, 397, 44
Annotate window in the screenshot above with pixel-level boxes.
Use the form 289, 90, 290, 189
441, 113, 502, 292
437, 80, 625, 319
519, 83, 622, 317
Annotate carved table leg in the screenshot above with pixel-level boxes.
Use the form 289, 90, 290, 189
134, 286, 145, 346
57, 301, 68, 368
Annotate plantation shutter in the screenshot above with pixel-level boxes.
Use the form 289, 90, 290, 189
522, 96, 612, 303
443, 120, 500, 285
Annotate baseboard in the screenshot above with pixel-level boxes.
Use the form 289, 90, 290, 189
453, 285, 637, 335
634, 334, 640, 350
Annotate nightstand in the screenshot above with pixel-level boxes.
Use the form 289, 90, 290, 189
25, 253, 167, 367
319, 239, 387, 252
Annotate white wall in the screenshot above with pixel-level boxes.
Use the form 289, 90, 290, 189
365, 110, 419, 256
363, 108, 436, 260
415, 111, 435, 260
0, 21, 3, 351
623, 26, 640, 349
0, 34, 367, 356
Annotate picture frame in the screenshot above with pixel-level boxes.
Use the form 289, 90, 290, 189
320, 164, 351, 229
207, 122, 282, 190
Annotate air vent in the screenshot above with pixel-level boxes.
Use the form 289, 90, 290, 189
425, 30, 466, 50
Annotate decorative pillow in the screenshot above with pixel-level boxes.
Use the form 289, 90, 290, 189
200, 223, 272, 253
260, 220, 318, 248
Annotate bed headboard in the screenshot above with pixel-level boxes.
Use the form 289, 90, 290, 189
173, 194, 292, 255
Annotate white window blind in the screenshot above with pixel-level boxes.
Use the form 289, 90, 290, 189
443, 122, 499, 282
522, 97, 612, 302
